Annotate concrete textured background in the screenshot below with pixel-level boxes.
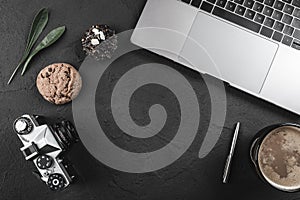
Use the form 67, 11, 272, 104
1, 0, 300, 199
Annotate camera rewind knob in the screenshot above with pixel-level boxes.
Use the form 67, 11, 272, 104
36, 155, 53, 169
47, 173, 65, 191
13, 117, 33, 135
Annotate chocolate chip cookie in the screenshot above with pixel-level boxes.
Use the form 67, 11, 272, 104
36, 63, 82, 105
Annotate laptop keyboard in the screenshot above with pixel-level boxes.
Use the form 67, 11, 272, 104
181, 0, 300, 49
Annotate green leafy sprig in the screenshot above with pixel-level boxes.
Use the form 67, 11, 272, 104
7, 8, 66, 84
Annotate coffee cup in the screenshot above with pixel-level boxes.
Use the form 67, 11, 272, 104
250, 123, 300, 192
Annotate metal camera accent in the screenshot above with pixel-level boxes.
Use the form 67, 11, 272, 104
13, 114, 78, 191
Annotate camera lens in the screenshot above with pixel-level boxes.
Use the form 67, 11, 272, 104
61, 121, 79, 142
51, 121, 78, 151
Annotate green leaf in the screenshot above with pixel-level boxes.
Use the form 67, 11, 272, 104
21, 26, 66, 76
25, 8, 49, 57
7, 8, 49, 84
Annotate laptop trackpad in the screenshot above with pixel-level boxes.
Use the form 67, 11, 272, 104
180, 12, 278, 93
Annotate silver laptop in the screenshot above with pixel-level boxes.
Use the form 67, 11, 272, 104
131, 0, 300, 114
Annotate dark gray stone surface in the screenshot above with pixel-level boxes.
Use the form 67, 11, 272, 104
1, 0, 300, 199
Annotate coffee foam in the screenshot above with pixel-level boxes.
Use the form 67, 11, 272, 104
258, 126, 300, 191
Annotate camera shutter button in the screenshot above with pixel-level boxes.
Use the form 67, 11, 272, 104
36, 155, 53, 169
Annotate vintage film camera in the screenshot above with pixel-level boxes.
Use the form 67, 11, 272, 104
13, 114, 78, 191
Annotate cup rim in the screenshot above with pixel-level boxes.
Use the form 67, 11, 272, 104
251, 123, 300, 192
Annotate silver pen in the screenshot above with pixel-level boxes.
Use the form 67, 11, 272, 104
222, 122, 241, 184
